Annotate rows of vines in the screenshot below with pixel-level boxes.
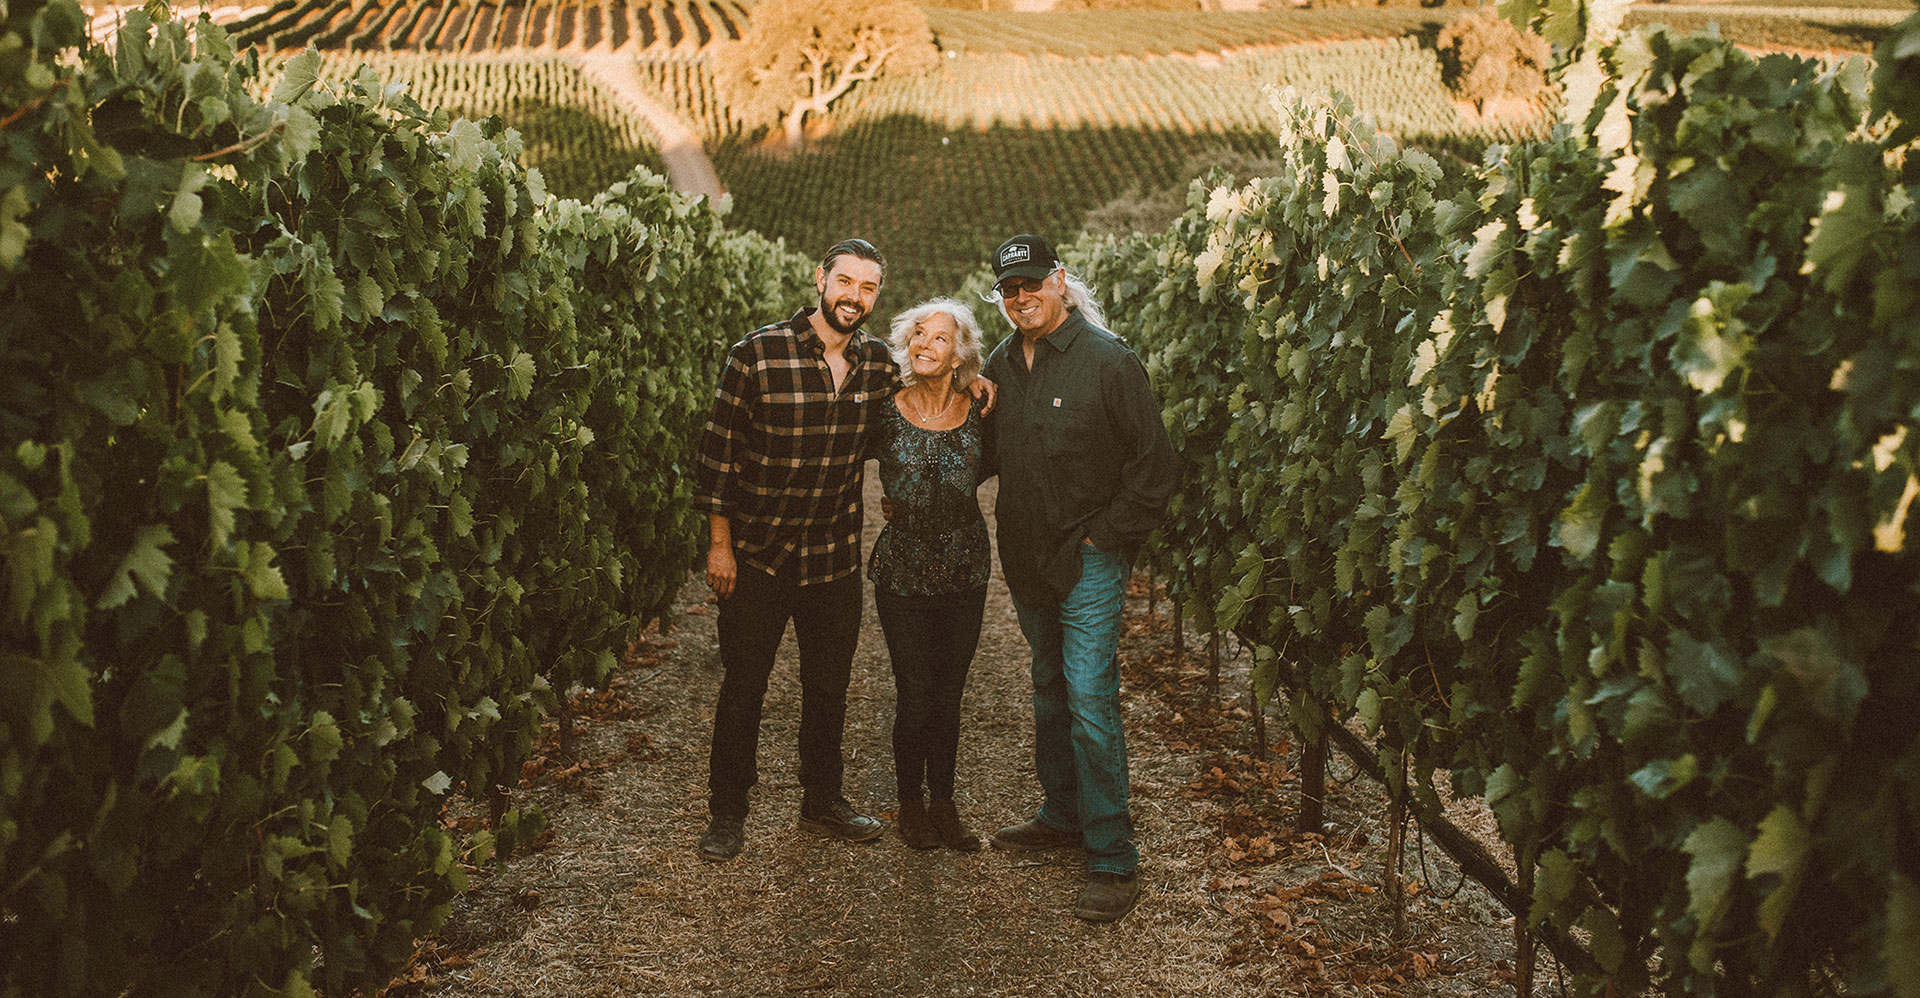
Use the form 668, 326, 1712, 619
0, 3, 805, 994
227, 0, 745, 53
922, 6, 1453, 58
1068, 14, 1920, 996
845, 41, 1553, 150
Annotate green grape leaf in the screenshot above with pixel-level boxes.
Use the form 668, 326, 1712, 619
1355, 687, 1382, 732
206, 460, 247, 550
327, 813, 354, 869
1578, 904, 1628, 973
1555, 482, 1606, 560
307, 711, 342, 763
243, 541, 290, 600
167, 165, 208, 234
506, 352, 536, 400
1748, 805, 1809, 937
272, 48, 324, 105
0, 186, 30, 270
97, 525, 177, 609
1683, 817, 1749, 967
1802, 184, 1881, 294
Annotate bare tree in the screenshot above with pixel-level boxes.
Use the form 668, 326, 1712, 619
1437, 6, 1552, 113
713, 0, 939, 149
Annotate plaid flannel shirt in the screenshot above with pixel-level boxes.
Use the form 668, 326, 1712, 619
695, 308, 900, 585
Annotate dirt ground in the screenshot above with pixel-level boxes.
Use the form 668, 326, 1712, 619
399, 475, 1559, 998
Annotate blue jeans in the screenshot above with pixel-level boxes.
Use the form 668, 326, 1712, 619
1010, 543, 1137, 875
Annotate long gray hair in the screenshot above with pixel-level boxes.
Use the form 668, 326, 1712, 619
888, 298, 985, 389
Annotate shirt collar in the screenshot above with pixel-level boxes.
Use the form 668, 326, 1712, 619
788, 307, 867, 362
1038, 307, 1089, 353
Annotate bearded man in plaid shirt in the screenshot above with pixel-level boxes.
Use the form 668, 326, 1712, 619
693, 238, 991, 861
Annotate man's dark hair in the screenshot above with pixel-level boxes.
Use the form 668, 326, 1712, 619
820, 238, 885, 277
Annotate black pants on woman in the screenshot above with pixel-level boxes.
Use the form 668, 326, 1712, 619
874, 586, 988, 801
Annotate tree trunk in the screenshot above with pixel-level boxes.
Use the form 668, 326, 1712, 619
782, 104, 808, 150
1517, 856, 1536, 998
1250, 691, 1268, 762
1385, 760, 1407, 938
1298, 700, 1328, 835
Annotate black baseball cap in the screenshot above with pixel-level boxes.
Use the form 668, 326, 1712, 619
992, 234, 1060, 282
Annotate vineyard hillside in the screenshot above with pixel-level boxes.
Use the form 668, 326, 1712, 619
711, 34, 1555, 320
89, 0, 754, 52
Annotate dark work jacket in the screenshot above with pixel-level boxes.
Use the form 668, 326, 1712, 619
981, 308, 1176, 605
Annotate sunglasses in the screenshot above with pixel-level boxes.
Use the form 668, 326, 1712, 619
995, 275, 1048, 298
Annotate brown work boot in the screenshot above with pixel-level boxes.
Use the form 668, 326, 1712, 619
927, 799, 982, 852
989, 817, 1080, 851
798, 797, 884, 842
897, 797, 938, 849
1074, 870, 1141, 922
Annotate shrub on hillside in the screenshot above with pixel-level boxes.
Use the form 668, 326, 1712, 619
1082, 147, 1287, 236
1436, 6, 1551, 110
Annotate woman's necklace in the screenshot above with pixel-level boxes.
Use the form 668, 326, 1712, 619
903, 386, 959, 425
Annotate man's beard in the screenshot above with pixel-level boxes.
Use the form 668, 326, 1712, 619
820, 294, 867, 334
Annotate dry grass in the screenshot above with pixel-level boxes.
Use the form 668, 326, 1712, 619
402, 477, 1559, 998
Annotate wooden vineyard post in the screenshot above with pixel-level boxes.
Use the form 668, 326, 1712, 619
1251, 684, 1269, 762
1298, 699, 1330, 835
1173, 599, 1185, 654
1517, 850, 1536, 998
1384, 754, 1408, 938
557, 690, 577, 760
1207, 631, 1220, 697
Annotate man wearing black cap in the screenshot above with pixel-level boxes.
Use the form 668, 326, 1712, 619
979, 233, 1176, 922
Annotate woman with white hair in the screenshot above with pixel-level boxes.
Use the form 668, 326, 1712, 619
867, 297, 993, 852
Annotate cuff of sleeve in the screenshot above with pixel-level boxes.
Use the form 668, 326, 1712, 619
1086, 521, 1121, 553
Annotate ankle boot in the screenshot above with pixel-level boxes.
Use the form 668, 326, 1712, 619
898, 797, 938, 849
928, 799, 982, 852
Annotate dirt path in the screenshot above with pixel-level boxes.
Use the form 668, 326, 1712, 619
574, 54, 726, 201
405, 474, 1541, 997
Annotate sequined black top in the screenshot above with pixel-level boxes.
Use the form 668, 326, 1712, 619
867, 395, 992, 596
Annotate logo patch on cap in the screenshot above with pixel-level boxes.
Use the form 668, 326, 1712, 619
999, 243, 1032, 267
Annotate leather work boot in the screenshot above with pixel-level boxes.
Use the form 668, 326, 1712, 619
989, 817, 1080, 851
1074, 870, 1141, 923
798, 797, 884, 842
927, 799, 982, 852
897, 797, 938, 849
698, 816, 744, 861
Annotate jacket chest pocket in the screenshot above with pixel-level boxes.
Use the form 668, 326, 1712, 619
1035, 394, 1101, 460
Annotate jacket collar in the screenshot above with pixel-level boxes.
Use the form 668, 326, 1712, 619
1035, 307, 1089, 354
788, 306, 868, 360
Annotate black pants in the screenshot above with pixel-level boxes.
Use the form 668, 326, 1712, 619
874, 586, 987, 801
708, 563, 862, 820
